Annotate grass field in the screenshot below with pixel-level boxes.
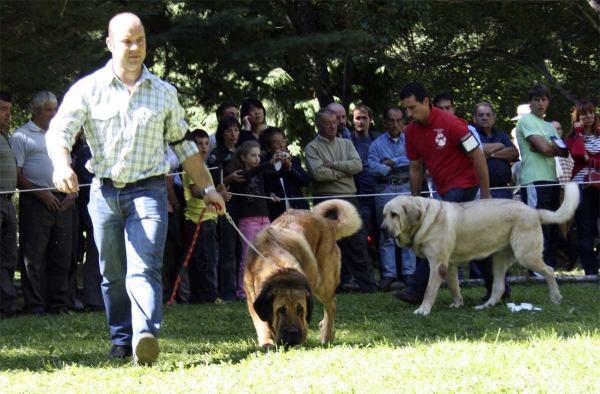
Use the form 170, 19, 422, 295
1, 279, 599, 393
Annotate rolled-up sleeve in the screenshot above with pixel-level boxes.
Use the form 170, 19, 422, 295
46, 83, 89, 154
163, 86, 197, 162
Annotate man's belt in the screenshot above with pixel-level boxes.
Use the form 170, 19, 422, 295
101, 175, 165, 189
377, 178, 409, 185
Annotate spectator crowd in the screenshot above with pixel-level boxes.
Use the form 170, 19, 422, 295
0, 11, 598, 367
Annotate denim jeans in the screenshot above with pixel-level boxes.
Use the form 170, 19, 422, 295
186, 219, 219, 302
575, 185, 599, 275
405, 186, 479, 297
375, 183, 416, 278
88, 177, 167, 346
237, 216, 270, 299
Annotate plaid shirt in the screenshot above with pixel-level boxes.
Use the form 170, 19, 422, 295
47, 61, 197, 183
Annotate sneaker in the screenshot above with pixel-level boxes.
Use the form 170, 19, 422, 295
391, 290, 423, 305
108, 345, 133, 359
134, 333, 159, 367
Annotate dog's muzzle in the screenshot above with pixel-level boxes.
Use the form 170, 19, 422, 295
279, 327, 303, 347
381, 223, 394, 239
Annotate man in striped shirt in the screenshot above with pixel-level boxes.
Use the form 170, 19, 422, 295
46, 12, 225, 367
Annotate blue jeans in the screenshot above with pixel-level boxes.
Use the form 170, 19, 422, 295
375, 183, 416, 278
405, 186, 479, 297
575, 185, 599, 275
88, 177, 167, 346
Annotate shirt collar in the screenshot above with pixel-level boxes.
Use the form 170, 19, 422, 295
26, 120, 45, 133
103, 60, 153, 89
317, 134, 336, 143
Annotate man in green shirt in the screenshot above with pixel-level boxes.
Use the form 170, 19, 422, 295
515, 84, 568, 270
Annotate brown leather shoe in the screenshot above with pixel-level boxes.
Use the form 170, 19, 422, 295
392, 290, 423, 305
378, 277, 395, 291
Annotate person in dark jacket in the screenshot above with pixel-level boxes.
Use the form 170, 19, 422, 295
259, 127, 311, 221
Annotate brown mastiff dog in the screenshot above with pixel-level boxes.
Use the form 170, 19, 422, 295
244, 199, 362, 349
381, 182, 580, 315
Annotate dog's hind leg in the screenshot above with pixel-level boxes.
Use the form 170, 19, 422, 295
318, 295, 336, 345
475, 248, 514, 310
414, 260, 446, 315
446, 264, 463, 308
520, 256, 563, 304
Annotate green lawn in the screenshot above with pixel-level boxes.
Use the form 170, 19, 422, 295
1, 282, 598, 393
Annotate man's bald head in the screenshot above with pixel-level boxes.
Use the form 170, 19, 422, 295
108, 12, 144, 39
326, 102, 347, 134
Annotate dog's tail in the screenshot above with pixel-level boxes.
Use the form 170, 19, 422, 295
537, 182, 580, 224
313, 199, 362, 240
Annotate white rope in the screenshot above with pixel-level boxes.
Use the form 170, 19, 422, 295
0, 167, 219, 195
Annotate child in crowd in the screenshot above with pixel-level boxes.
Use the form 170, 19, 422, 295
183, 129, 231, 304
228, 140, 284, 299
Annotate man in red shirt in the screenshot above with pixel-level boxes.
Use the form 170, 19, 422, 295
392, 82, 491, 305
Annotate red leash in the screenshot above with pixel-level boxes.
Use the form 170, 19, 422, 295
168, 207, 207, 305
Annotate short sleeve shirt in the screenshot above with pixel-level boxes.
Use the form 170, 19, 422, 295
405, 107, 478, 195
516, 114, 559, 185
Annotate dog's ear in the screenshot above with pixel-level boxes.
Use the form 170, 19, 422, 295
254, 287, 273, 322
403, 202, 423, 227
305, 291, 314, 324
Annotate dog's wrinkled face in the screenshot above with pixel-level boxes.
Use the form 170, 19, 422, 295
254, 285, 314, 347
381, 196, 422, 247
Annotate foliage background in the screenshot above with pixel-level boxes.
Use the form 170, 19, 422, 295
1, 0, 598, 146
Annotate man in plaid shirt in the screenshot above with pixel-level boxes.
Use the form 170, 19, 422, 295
46, 12, 225, 367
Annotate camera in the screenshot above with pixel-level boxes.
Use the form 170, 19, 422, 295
279, 151, 291, 159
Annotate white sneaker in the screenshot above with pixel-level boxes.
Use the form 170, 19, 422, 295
133, 333, 159, 366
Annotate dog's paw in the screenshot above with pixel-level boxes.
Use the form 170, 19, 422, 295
413, 307, 430, 315
258, 343, 275, 352
449, 300, 463, 308
550, 293, 563, 304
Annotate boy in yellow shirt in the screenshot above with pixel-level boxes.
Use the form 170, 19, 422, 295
183, 129, 231, 303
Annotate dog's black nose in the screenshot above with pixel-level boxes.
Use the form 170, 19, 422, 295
280, 328, 302, 346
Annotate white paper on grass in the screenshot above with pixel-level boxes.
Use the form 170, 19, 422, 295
507, 302, 542, 312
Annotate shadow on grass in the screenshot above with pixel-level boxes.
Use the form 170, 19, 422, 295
0, 283, 597, 372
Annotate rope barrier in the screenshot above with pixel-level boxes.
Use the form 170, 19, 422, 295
0, 167, 219, 196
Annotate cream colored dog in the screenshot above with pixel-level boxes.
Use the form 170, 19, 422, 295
381, 183, 580, 315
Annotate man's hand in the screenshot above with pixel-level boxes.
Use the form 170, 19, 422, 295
323, 161, 335, 169
53, 164, 79, 194
203, 189, 226, 215
381, 159, 395, 167
480, 191, 492, 199
59, 192, 77, 212
37, 190, 60, 212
